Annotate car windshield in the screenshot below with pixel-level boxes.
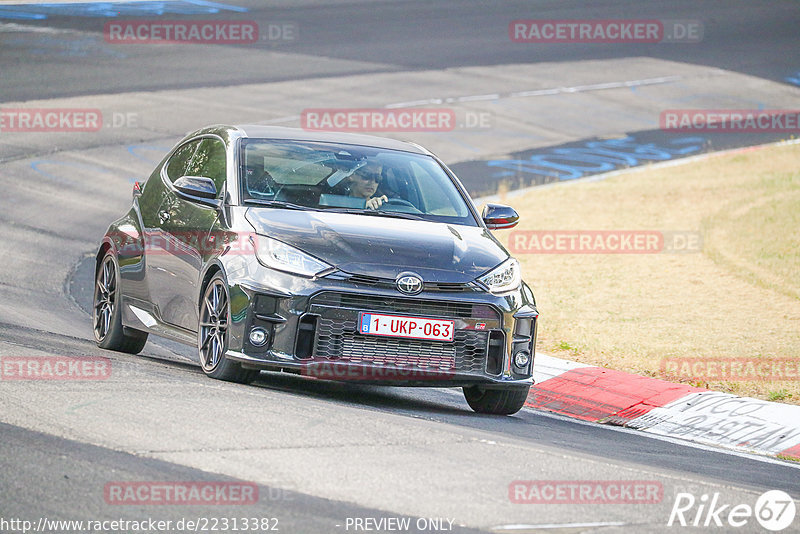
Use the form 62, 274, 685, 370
240, 139, 477, 226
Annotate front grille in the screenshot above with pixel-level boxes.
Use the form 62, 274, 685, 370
314, 317, 488, 373
322, 271, 475, 292
311, 291, 496, 320
425, 281, 474, 292
306, 292, 501, 375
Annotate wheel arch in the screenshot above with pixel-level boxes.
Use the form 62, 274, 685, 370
95, 238, 116, 277
198, 261, 225, 308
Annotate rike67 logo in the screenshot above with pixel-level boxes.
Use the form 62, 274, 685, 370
668, 490, 796, 531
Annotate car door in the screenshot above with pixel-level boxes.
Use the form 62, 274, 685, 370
141, 138, 199, 323
147, 137, 228, 331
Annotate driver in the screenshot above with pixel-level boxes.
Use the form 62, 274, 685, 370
347, 161, 388, 209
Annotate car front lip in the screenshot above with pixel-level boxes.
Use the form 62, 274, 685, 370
225, 351, 534, 388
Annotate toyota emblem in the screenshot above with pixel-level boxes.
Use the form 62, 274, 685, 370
396, 274, 423, 295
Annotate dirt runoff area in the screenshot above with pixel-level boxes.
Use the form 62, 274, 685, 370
492, 141, 800, 404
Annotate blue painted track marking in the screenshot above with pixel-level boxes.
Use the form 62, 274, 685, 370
487, 136, 705, 181
29, 144, 170, 186
0, 1, 247, 20
30, 159, 116, 186
127, 144, 172, 164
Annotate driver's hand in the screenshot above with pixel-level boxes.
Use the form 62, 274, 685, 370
365, 195, 388, 210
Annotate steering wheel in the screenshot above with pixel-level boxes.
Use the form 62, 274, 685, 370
380, 198, 423, 213
245, 168, 277, 198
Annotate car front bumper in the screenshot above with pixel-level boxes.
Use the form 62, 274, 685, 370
222, 263, 538, 388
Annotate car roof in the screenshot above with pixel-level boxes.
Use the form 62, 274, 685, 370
231, 124, 432, 155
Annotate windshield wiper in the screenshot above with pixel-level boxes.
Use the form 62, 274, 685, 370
244, 199, 320, 211
245, 200, 424, 220
324, 208, 425, 220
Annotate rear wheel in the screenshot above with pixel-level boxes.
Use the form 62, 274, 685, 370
93, 251, 148, 354
198, 272, 258, 384
463, 385, 530, 415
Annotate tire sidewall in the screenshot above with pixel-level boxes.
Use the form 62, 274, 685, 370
199, 272, 230, 375
94, 252, 122, 347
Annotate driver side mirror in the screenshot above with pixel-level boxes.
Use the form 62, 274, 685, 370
173, 175, 220, 207
482, 203, 519, 230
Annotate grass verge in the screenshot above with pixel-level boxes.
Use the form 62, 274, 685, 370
491, 141, 800, 403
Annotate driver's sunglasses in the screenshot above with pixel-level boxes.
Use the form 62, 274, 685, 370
355, 170, 382, 183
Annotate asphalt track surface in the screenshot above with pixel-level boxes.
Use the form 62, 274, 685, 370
1, 1, 799, 533
1, 0, 799, 100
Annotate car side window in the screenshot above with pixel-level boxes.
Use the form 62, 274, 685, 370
185, 138, 227, 197
165, 140, 201, 183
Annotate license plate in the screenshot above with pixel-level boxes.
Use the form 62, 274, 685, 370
358, 312, 454, 342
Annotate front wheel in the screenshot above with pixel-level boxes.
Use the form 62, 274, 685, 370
198, 272, 258, 384
463, 385, 530, 415
93, 251, 148, 354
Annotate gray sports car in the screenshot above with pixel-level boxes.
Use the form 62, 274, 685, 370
93, 125, 538, 414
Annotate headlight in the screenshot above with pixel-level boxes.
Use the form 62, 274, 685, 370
254, 235, 332, 277
478, 258, 522, 294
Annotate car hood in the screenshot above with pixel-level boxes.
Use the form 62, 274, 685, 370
245, 208, 508, 283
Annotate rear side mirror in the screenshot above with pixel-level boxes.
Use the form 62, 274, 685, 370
173, 175, 219, 206
482, 203, 519, 230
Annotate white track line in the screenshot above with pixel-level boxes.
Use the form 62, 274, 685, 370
437, 365, 800, 469
385, 75, 682, 109
256, 75, 683, 126
527, 405, 800, 470
491, 522, 627, 530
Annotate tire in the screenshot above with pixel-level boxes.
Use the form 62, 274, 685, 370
198, 272, 258, 384
463, 385, 530, 415
93, 251, 148, 354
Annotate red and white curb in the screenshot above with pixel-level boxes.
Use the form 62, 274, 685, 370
528, 354, 800, 461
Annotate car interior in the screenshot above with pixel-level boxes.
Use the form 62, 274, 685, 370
238, 140, 473, 224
